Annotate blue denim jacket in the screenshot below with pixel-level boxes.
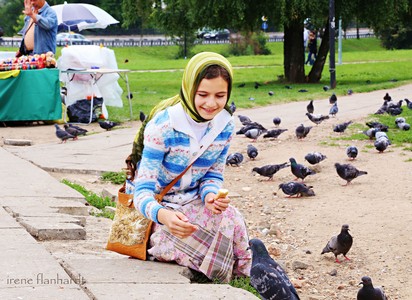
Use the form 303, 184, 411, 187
22, 2, 57, 54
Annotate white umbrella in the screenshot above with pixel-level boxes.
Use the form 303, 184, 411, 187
51, 1, 119, 32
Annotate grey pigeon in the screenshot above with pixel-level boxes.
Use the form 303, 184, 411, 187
268, 91, 274, 96
248, 239, 300, 300
387, 106, 402, 116
333, 121, 352, 133
229, 101, 236, 114
247, 144, 259, 160
398, 122, 410, 131
374, 100, 389, 115
64, 124, 80, 140
321, 224, 353, 263
357, 276, 387, 300
278, 181, 315, 197
54, 124, 74, 143
306, 100, 314, 114
395, 117, 406, 125
226, 153, 244, 167
272, 117, 281, 127
329, 102, 338, 117
323, 85, 330, 91
362, 128, 379, 139
99, 120, 120, 131
347, 89, 353, 95
68, 124, 87, 135
252, 162, 289, 180
139, 110, 147, 123
295, 124, 313, 140
289, 157, 316, 181
329, 93, 337, 105
335, 163, 367, 185
306, 113, 329, 125
374, 134, 390, 153
245, 128, 265, 141
238, 115, 252, 125
366, 121, 388, 132
237, 83, 246, 88
298, 89, 308, 93
263, 129, 288, 139
346, 146, 358, 160
254, 82, 262, 89
383, 93, 391, 102
404, 98, 412, 109
236, 123, 267, 135
304, 152, 327, 165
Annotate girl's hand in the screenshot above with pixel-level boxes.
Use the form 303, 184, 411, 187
205, 192, 230, 214
157, 208, 198, 239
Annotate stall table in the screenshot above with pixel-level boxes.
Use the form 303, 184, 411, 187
0, 68, 61, 122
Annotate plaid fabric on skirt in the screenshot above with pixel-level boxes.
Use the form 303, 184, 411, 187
148, 199, 251, 283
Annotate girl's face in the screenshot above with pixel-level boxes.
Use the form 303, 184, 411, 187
194, 76, 228, 120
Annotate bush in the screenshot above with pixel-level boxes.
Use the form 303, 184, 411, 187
228, 31, 271, 56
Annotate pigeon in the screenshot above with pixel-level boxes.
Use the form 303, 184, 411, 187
335, 163, 367, 185
362, 127, 379, 139
304, 152, 327, 165
306, 100, 314, 114
245, 128, 265, 142
321, 224, 353, 263
98, 120, 120, 131
374, 100, 389, 115
323, 85, 330, 91
398, 122, 410, 131
357, 276, 387, 300
329, 102, 338, 117
263, 129, 288, 139
68, 124, 87, 135
124, 59, 129, 63
346, 146, 358, 160
236, 122, 267, 135
298, 89, 308, 93
237, 83, 246, 88
289, 157, 316, 181
252, 163, 289, 180
272, 117, 281, 127
366, 79, 372, 84
278, 181, 315, 197
306, 113, 329, 125
238, 115, 252, 125
333, 121, 352, 133
285, 85, 292, 89
366, 121, 388, 132
248, 239, 300, 300
54, 124, 74, 143
404, 98, 412, 109
387, 106, 402, 116
247, 144, 259, 160
383, 92, 391, 102
139, 111, 147, 123
128, 92, 133, 99
347, 89, 353, 95
229, 101, 236, 114
395, 117, 406, 125
63, 124, 80, 140
388, 99, 403, 109
249, 97, 255, 101
254, 82, 262, 89
268, 91, 274, 96
374, 133, 390, 153
226, 152, 244, 167
295, 124, 313, 140
329, 93, 337, 105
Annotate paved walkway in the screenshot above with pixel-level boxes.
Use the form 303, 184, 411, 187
1, 83, 411, 299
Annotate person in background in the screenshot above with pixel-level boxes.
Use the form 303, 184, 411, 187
131, 52, 251, 283
16, 0, 57, 57
305, 30, 318, 65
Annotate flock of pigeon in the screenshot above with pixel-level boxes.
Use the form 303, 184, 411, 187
54, 120, 120, 143
229, 91, 409, 299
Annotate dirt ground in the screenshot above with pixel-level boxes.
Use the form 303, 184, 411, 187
1, 86, 412, 299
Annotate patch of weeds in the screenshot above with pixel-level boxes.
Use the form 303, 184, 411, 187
62, 179, 116, 214
319, 140, 340, 147
229, 276, 260, 298
364, 144, 374, 149
403, 145, 412, 151
90, 210, 115, 220
100, 171, 127, 185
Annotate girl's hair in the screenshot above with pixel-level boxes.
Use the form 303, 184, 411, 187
202, 64, 231, 83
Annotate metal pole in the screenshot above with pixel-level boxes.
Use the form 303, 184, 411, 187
338, 17, 342, 65
329, 0, 336, 88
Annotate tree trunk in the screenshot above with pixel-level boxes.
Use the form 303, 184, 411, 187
283, 21, 306, 83
307, 18, 330, 83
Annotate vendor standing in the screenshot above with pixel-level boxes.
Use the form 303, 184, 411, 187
16, 0, 57, 57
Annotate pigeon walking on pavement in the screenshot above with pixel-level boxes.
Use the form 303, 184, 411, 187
278, 181, 315, 197
374, 132, 391, 153
226, 152, 244, 167
139, 111, 147, 123
245, 128, 265, 142
295, 124, 313, 140
346, 146, 358, 160
335, 163, 367, 185
54, 124, 74, 143
333, 121, 353, 133
247, 144, 259, 160
252, 162, 289, 180
357, 276, 388, 300
304, 152, 327, 165
238, 115, 252, 125
229, 101, 236, 114
306, 100, 314, 114
99, 120, 120, 131
63, 124, 80, 140
306, 113, 329, 125
272, 117, 281, 127
68, 124, 87, 135
248, 238, 300, 300
321, 224, 353, 263
329, 93, 337, 105
263, 129, 288, 139
289, 157, 316, 181
329, 102, 339, 117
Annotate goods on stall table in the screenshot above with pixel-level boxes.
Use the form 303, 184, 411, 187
0, 52, 56, 72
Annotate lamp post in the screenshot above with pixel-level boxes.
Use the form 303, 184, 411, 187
329, 0, 336, 88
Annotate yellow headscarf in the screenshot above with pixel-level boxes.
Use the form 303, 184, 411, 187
129, 52, 233, 166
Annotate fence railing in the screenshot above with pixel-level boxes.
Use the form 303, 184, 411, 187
0, 33, 374, 49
